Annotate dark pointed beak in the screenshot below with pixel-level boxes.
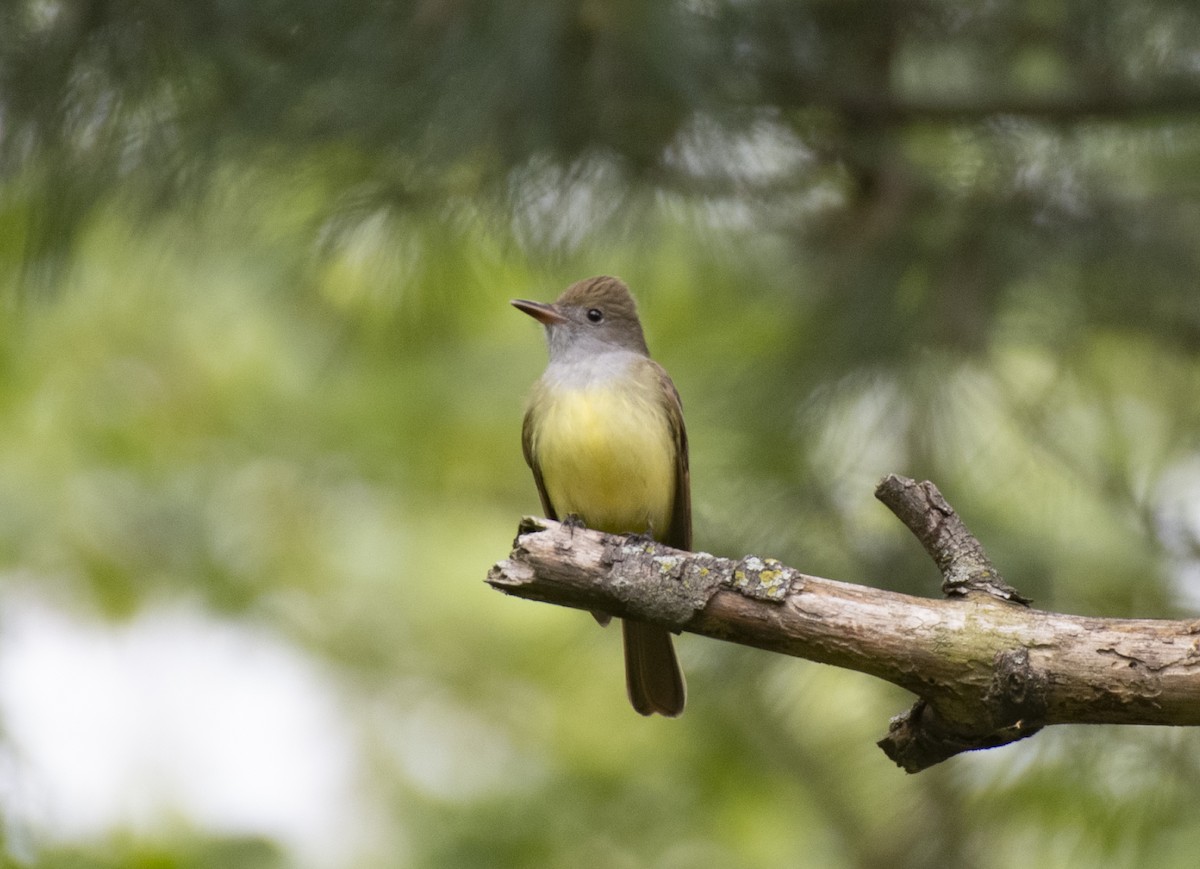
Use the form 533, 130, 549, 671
511, 298, 568, 325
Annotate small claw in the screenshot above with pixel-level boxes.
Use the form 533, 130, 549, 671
561, 514, 587, 535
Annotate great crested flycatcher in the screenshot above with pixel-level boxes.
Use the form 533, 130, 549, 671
513, 275, 689, 717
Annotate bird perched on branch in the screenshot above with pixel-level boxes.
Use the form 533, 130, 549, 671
513, 275, 690, 717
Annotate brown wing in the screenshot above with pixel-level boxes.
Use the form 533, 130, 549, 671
653, 361, 691, 552
521, 397, 558, 521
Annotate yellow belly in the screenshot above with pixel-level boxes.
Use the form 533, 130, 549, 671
532, 382, 675, 539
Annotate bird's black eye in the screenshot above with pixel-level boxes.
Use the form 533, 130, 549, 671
586, 308, 604, 323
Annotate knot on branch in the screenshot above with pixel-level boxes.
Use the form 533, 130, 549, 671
878, 646, 1048, 772
875, 474, 1031, 605
986, 647, 1049, 725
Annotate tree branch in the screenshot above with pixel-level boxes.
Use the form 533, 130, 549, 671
486, 476, 1200, 773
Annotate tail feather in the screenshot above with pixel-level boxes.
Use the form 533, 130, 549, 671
622, 619, 686, 717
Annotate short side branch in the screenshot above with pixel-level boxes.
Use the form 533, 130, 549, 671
874, 474, 1031, 604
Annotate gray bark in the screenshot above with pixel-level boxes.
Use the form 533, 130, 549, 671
487, 475, 1200, 772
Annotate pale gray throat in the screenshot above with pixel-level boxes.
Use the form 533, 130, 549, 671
541, 341, 645, 391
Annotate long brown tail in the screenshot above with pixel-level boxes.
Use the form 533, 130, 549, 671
622, 619, 686, 717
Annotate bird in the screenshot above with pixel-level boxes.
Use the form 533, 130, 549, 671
512, 275, 689, 717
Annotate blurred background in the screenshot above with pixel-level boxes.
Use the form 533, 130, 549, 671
3, 1, 1200, 867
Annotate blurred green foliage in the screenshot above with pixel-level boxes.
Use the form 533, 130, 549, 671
4, 1, 1200, 867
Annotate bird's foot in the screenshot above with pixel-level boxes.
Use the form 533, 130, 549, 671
624, 529, 658, 548
561, 513, 588, 535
